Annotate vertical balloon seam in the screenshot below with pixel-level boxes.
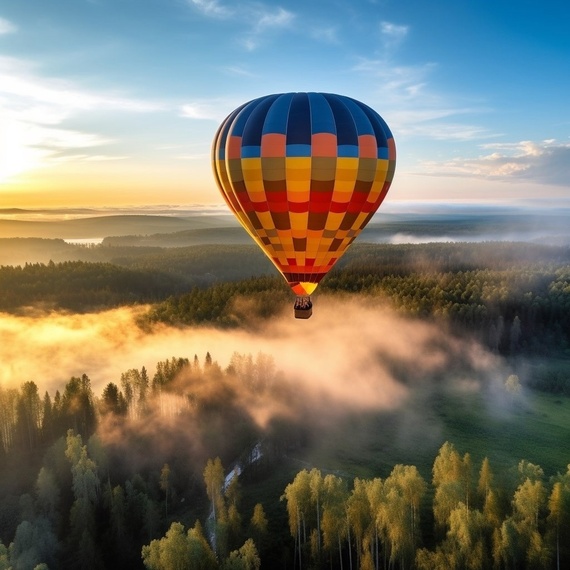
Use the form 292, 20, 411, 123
268, 93, 295, 283
332, 93, 368, 278
216, 104, 262, 246
327, 93, 362, 279
241, 97, 274, 267
311, 93, 360, 286
343, 96, 388, 258
298, 92, 313, 289
301, 92, 318, 289
326, 95, 358, 276
283, 93, 308, 292
217, 98, 286, 276
212, 110, 244, 223
305, 92, 337, 289
268, 93, 296, 283
314, 92, 345, 288
240, 94, 292, 285
347, 95, 395, 238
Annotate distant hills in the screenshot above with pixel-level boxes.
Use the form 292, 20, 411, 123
0, 214, 239, 239
1, 206, 570, 267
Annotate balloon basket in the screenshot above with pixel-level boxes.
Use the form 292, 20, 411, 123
294, 296, 312, 319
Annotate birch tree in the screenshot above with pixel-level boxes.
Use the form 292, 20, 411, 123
547, 481, 568, 570
321, 474, 348, 570
433, 442, 472, 529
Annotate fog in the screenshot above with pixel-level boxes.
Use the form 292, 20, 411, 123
2, 295, 524, 480
0, 296, 504, 411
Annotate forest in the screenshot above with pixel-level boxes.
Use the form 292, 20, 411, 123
2, 241, 570, 365
1, 239, 570, 568
1, 351, 570, 569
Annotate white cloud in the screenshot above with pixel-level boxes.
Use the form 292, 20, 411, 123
188, 0, 233, 18
240, 6, 295, 50
0, 59, 162, 113
180, 102, 222, 121
395, 117, 491, 141
242, 37, 258, 51
255, 7, 294, 31
177, 153, 210, 161
353, 59, 437, 102
0, 56, 163, 180
353, 58, 494, 142
310, 25, 339, 44
188, 1, 295, 50
189, 0, 293, 29
222, 65, 257, 77
0, 17, 17, 35
0, 107, 115, 180
180, 96, 250, 122
39, 128, 113, 149
380, 21, 408, 48
419, 139, 570, 186
54, 154, 128, 163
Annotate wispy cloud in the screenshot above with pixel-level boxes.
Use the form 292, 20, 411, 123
188, 1, 295, 50
353, 57, 494, 142
180, 101, 225, 121
222, 65, 257, 77
0, 57, 161, 113
380, 21, 408, 49
0, 110, 116, 180
309, 25, 339, 44
188, 0, 233, 18
353, 59, 437, 103
254, 6, 294, 31
177, 153, 210, 161
393, 113, 492, 141
0, 56, 163, 180
241, 6, 295, 51
419, 140, 570, 186
49, 153, 128, 163
180, 95, 252, 122
0, 17, 17, 35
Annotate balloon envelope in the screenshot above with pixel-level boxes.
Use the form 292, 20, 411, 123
212, 92, 396, 296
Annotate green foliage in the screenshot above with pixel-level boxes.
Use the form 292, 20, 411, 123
3, 346, 570, 567
133, 242, 570, 360
142, 276, 290, 328
222, 539, 261, 570
141, 520, 217, 570
3, 242, 570, 365
0, 260, 187, 312
203, 457, 226, 525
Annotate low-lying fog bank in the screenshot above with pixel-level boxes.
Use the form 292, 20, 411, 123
1, 297, 506, 409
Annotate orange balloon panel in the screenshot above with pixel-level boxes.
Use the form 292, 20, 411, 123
212, 92, 396, 296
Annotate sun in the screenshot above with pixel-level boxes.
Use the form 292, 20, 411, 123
0, 114, 48, 184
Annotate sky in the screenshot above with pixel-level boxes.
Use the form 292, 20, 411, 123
0, 0, 569, 209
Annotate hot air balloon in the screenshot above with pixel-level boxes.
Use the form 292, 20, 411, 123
212, 92, 396, 318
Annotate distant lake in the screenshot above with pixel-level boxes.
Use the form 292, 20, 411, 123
63, 238, 104, 245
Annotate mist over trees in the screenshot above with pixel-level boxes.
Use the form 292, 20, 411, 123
1, 349, 570, 568
2, 240, 570, 567
3, 242, 569, 364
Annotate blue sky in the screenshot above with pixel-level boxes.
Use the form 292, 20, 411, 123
0, 0, 568, 208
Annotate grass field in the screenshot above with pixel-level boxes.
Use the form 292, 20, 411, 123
286, 386, 570, 485
229, 385, 570, 562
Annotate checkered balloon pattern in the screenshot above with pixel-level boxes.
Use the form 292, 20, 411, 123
212, 92, 396, 296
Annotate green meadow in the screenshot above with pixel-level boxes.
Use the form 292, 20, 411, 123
296, 386, 570, 483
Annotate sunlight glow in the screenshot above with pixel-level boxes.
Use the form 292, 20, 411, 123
0, 113, 48, 182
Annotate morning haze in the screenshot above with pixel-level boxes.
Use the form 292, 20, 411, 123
2, 0, 570, 566
2, 204, 570, 568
